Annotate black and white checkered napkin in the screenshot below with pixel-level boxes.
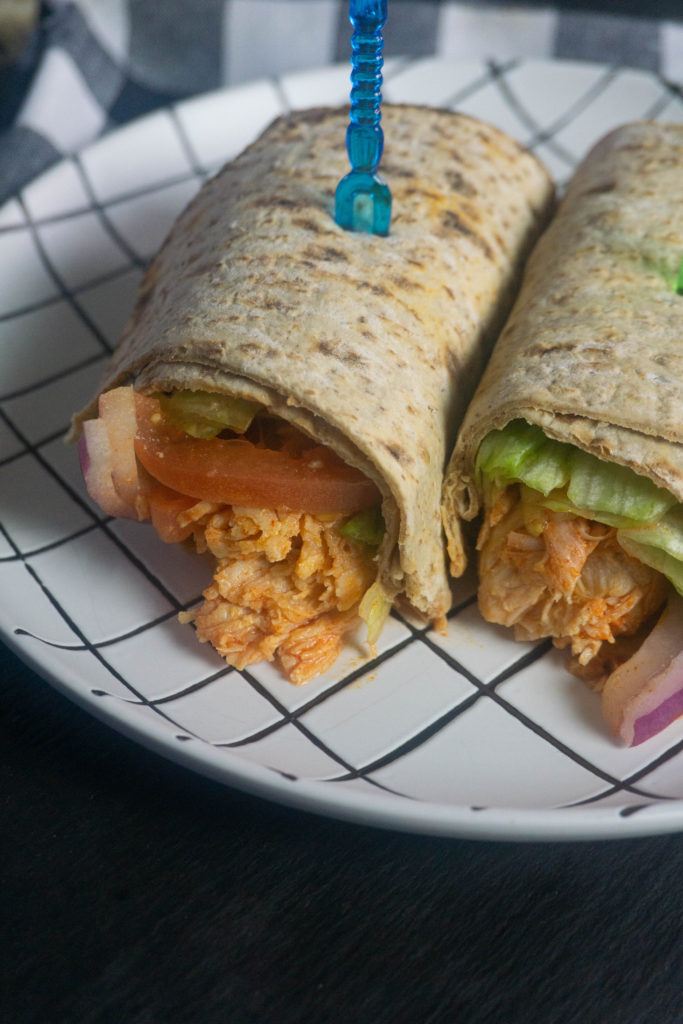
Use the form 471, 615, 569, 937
1, 0, 682, 208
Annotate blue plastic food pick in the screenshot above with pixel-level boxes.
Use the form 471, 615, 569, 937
334, 0, 391, 236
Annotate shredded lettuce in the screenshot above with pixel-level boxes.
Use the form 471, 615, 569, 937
619, 506, 683, 562
617, 535, 683, 595
339, 505, 385, 548
477, 419, 683, 593
539, 493, 643, 530
478, 420, 674, 524
567, 449, 674, 525
618, 507, 683, 596
476, 420, 571, 496
158, 390, 262, 438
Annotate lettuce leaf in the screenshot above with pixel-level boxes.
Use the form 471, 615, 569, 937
339, 505, 385, 547
567, 449, 674, 525
618, 507, 683, 595
476, 421, 571, 496
477, 419, 683, 591
477, 420, 674, 524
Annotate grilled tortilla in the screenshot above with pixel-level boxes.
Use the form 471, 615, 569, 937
73, 104, 553, 681
443, 120, 683, 682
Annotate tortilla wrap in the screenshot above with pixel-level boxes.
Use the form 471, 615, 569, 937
444, 120, 683, 575
75, 104, 553, 629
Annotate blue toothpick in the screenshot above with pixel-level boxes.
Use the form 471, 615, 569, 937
334, 0, 391, 236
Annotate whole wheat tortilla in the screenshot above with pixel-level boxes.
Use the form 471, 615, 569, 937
443, 120, 683, 576
73, 104, 553, 620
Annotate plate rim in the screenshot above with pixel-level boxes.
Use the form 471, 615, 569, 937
3, 56, 683, 842
6, 622, 683, 843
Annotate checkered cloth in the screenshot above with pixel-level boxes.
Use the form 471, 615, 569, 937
1, 0, 682, 207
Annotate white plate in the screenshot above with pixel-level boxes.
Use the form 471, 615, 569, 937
2, 58, 683, 842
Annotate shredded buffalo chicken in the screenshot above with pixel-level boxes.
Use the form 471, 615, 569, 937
477, 485, 668, 687
176, 504, 376, 684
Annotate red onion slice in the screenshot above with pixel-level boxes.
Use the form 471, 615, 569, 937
80, 418, 137, 519
99, 386, 149, 519
602, 592, 683, 745
79, 386, 151, 520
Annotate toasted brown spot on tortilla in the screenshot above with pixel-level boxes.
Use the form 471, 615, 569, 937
421, 189, 444, 203
441, 209, 494, 260
460, 200, 482, 224
527, 343, 575, 357
322, 247, 349, 262
383, 441, 410, 463
447, 170, 477, 196
359, 281, 390, 298
234, 342, 262, 355
381, 163, 416, 180
261, 297, 294, 312
582, 181, 617, 196
267, 195, 311, 211
302, 245, 349, 263
390, 274, 421, 291
292, 217, 321, 232
316, 339, 367, 367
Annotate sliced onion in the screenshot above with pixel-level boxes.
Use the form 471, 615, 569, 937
602, 592, 683, 745
79, 386, 151, 520
358, 581, 392, 646
80, 419, 138, 519
99, 386, 149, 518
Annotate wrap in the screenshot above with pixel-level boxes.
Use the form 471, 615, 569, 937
442, 120, 683, 743
73, 103, 553, 682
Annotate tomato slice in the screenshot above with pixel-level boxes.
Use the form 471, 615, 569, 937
133, 394, 380, 515
147, 483, 199, 543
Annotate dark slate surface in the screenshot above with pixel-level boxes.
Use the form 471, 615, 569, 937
3, 639, 683, 1024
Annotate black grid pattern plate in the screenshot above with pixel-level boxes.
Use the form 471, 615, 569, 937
2, 58, 683, 841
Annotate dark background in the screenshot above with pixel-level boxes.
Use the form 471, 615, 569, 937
2, 0, 682, 130
4, 640, 683, 1024
3, 1, 683, 1022
469, 0, 682, 13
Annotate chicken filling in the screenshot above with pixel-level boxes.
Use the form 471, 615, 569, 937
477, 484, 669, 687
176, 503, 377, 684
